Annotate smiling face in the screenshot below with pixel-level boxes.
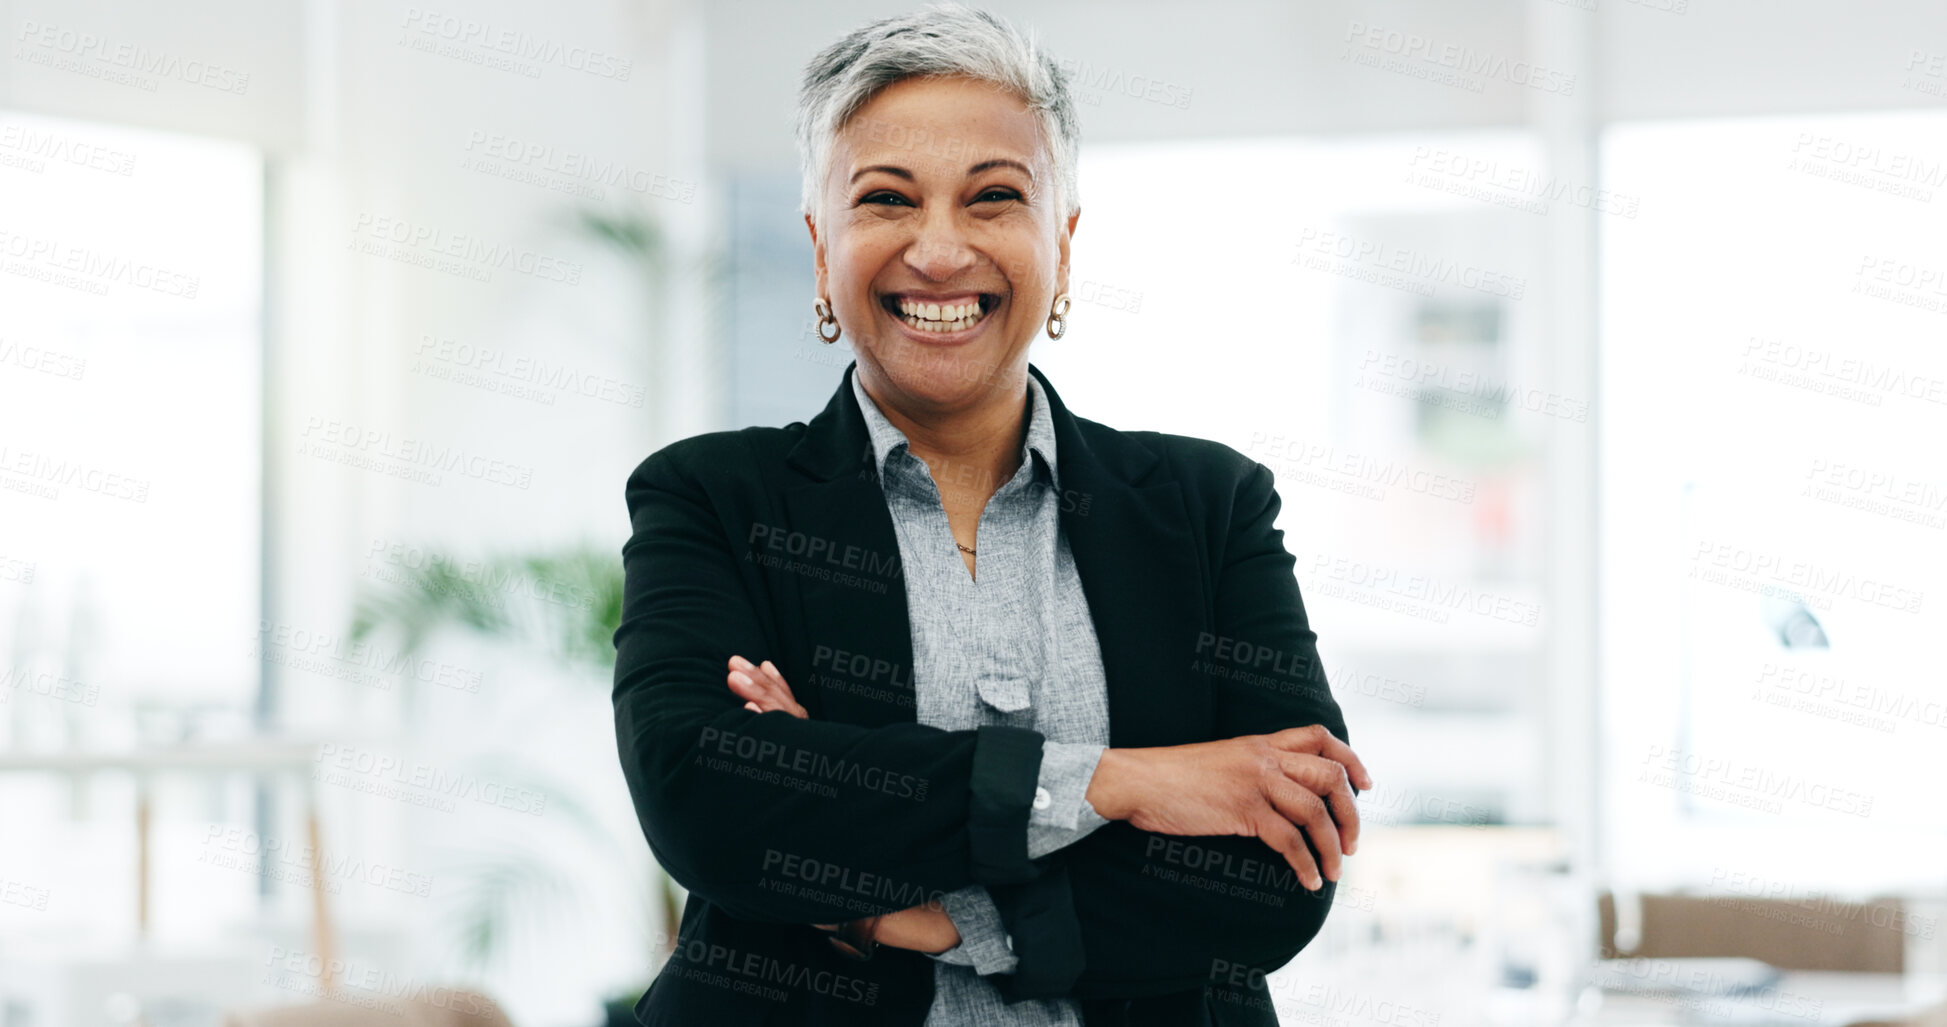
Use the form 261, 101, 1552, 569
807, 74, 1079, 417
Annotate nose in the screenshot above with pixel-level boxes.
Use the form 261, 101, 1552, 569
902, 211, 979, 283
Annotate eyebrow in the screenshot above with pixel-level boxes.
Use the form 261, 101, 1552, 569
849, 158, 1035, 184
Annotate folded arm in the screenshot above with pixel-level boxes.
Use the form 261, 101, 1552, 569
612, 450, 1048, 925
990, 459, 1367, 1000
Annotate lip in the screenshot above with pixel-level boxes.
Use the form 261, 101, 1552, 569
879, 292, 1002, 347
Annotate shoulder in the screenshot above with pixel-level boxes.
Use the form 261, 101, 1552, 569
1085, 419, 1271, 502
1148, 433, 1278, 537
1142, 431, 1265, 486
1072, 425, 1286, 578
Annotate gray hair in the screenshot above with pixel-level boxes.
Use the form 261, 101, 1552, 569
794, 2, 1081, 226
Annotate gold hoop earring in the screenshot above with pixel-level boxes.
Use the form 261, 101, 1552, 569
813, 297, 842, 344
1045, 292, 1071, 340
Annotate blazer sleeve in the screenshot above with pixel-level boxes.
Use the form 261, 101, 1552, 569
991, 458, 1354, 1002
612, 445, 1048, 924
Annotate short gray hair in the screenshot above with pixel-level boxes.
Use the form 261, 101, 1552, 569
795, 2, 1081, 225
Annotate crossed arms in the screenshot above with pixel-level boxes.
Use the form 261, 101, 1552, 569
612, 449, 1369, 999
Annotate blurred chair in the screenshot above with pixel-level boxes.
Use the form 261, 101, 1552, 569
1848, 1002, 1947, 1027
222, 990, 515, 1027
1597, 891, 1907, 972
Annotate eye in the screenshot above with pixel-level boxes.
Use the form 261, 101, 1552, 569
976, 188, 1021, 203
859, 191, 911, 206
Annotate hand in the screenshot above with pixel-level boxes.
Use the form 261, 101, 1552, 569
1085, 725, 1373, 891
726, 655, 807, 719
811, 904, 960, 956
868, 903, 961, 954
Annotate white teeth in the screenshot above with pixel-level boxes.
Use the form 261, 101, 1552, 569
893, 297, 987, 331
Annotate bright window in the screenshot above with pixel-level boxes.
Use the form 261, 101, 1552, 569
0, 108, 263, 941
1599, 110, 1947, 891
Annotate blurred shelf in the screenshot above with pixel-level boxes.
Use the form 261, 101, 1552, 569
0, 738, 325, 774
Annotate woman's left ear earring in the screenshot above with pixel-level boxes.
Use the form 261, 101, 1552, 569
814, 297, 842, 344
1045, 292, 1072, 340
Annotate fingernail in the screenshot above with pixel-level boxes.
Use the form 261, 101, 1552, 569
732, 655, 751, 668
730, 671, 751, 686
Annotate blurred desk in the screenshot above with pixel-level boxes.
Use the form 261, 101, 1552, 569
1589, 971, 1947, 1027
1278, 949, 1942, 1027
0, 740, 338, 984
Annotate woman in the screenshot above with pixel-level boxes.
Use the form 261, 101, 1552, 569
611, 5, 1371, 1025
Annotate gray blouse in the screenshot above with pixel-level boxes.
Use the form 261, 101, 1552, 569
848, 367, 1110, 1026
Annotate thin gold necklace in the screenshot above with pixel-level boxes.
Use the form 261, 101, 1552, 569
956, 541, 977, 556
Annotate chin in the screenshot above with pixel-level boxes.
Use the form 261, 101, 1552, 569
875, 341, 1017, 403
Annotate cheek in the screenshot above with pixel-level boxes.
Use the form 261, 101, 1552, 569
830, 225, 905, 282
998, 250, 1054, 302
982, 222, 1058, 286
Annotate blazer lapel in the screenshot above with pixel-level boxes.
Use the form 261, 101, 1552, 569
1033, 366, 1214, 749
780, 366, 920, 728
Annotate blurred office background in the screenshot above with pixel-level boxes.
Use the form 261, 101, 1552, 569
3, 0, 1945, 1024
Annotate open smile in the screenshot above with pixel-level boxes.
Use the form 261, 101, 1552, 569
879, 292, 1002, 339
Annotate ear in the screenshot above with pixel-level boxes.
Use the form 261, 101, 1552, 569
1055, 207, 1080, 296
805, 212, 829, 300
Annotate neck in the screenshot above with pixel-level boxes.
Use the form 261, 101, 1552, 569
858, 364, 1030, 499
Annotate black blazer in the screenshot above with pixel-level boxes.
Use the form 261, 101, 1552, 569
613, 362, 1352, 1027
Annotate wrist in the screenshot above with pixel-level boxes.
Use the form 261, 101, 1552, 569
1085, 747, 1143, 822
821, 916, 879, 961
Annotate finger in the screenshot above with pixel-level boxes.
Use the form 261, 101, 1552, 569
1250, 807, 1322, 891
1326, 778, 1360, 855
1326, 743, 1373, 793
1278, 753, 1360, 855
727, 670, 768, 701
728, 671, 789, 712
753, 662, 808, 718
1276, 751, 1339, 795
1304, 729, 1372, 792
745, 701, 762, 713
731, 654, 786, 692
728, 658, 771, 697
758, 664, 808, 715
728, 655, 810, 718
1268, 724, 1373, 791
1265, 778, 1342, 883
